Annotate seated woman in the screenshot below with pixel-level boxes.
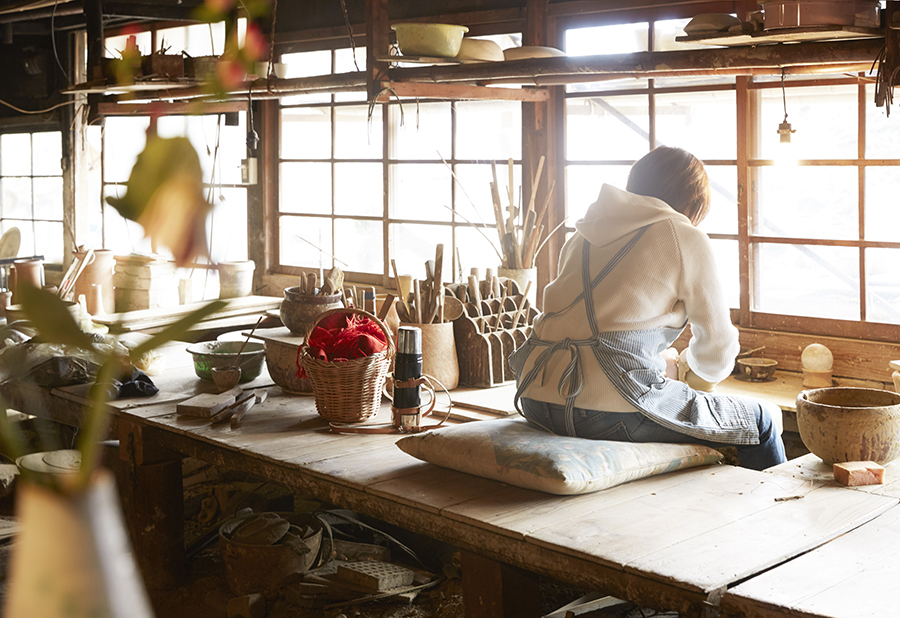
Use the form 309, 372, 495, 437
510, 146, 786, 471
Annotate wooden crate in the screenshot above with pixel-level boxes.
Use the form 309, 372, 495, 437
453, 294, 538, 388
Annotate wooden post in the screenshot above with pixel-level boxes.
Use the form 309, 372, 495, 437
366, 0, 390, 102
116, 419, 186, 590
522, 0, 556, 310
460, 550, 541, 618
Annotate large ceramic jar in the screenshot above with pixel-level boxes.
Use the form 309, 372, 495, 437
279, 287, 343, 335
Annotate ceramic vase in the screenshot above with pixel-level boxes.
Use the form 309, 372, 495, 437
3, 470, 155, 618
73, 250, 115, 315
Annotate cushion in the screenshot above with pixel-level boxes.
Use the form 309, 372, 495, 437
396, 417, 723, 495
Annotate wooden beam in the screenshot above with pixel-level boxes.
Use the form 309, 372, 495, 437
375, 81, 549, 102
460, 550, 541, 618
366, 0, 389, 102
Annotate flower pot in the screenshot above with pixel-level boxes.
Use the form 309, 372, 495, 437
279, 287, 343, 335
3, 470, 154, 618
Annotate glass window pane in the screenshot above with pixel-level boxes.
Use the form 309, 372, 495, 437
754, 243, 859, 320
32, 177, 63, 220
335, 105, 382, 159
566, 96, 650, 161
757, 84, 857, 160
456, 226, 503, 277
281, 107, 332, 159
209, 187, 248, 263
102, 190, 154, 255
565, 164, 631, 222
755, 167, 857, 240
335, 218, 382, 274
281, 50, 332, 105
390, 223, 453, 280
335, 47, 366, 103
866, 84, 900, 158
391, 164, 451, 222
701, 166, 738, 235
1, 178, 32, 219
455, 100, 521, 160
34, 221, 63, 264
391, 102, 451, 160
280, 162, 331, 215
866, 248, 900, 324
31, 132, 62, 176
566, 23, 648, 55
13, 221, 34, 258
1, 134, 31, 176
865, 167, 900, 242
280, 216, 333, 269
710, 238, 739, 308
335, 163, 383, 216
451, 163, 502, 231
103, 117, 150, 183
655, 91, 736, 160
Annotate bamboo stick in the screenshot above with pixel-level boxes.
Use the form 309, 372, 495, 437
525, 155, 545, 215
524, 179, 556, 268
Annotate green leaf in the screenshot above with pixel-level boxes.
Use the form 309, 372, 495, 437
129, 300, 229, 361
18, 286, 93, 349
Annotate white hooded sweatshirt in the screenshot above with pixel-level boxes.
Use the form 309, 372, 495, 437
520, 184, 740, 413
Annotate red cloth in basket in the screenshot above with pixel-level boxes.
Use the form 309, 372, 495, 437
297, 312, 388, 378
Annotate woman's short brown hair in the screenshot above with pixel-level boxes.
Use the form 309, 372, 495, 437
625, 146, 711, 226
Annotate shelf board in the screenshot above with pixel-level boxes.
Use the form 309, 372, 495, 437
676, 25, 883, 47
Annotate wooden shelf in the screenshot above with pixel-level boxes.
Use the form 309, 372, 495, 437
676, 25, 883, 47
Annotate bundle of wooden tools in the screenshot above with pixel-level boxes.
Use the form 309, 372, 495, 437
297, 266, 344, 297
490, 155, 555, 269
391, 245, 454, 325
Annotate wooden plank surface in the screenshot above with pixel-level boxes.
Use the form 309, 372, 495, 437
451, 384, 518, 416
766, 452, 900, 500
721, 504, 900, 618
524, 465, 896, 594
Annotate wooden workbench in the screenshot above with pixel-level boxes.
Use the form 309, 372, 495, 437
4, 348, 900, 618
720, 454, 900, 618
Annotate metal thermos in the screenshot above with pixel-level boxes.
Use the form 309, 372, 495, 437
393, 326, 423, 430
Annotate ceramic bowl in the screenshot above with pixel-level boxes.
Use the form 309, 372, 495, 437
186, 341, 266, 383
796, 387, 900, 464
736, 357, 778, 381
392, 23, 469, 58
456, 38, 504, 62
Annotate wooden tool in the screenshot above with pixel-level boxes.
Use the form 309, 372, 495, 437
229, 389, 268, 428
208, 389, 265, 426
510, 281, 532, 330
177, 387, 243, 418
468, 274, 483, 333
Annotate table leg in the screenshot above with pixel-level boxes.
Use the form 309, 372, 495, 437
116, 418, 186, 590
460, 549, 541, 618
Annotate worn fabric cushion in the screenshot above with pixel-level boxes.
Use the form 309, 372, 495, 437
396, 417, 723, 495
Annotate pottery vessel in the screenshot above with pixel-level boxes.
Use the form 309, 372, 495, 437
73, 250, 115, 315
796, 387, 900, 464
218, 261, 255, 299
279, 287, 343, 335
264, 338, 312, 394
736, 357, 777, 381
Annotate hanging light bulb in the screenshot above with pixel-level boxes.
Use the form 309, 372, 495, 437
775, 69, 797, 166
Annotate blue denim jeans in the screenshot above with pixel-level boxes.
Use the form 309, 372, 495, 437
520, 397, 787, 471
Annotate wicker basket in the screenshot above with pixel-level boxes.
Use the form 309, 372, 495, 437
298, 307, 395, 423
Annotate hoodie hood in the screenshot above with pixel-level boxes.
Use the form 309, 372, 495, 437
575, 184, 691, 247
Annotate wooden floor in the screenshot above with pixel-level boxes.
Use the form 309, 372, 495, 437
5, 344, 900, 618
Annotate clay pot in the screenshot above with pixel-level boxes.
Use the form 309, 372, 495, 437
279, 287, 343, 335
10, 259, 43, 304
73, 250, 115, 315
264, 338, 312, 394
796, 387, 900, 464
736, 357, 777, 381
218, 261, 255, 299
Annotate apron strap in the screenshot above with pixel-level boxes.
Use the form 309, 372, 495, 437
514, 225, 651, 435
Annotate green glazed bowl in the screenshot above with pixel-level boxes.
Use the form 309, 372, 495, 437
186, 341, 266, 383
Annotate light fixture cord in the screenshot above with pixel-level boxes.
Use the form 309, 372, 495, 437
781, 68, 789, 122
